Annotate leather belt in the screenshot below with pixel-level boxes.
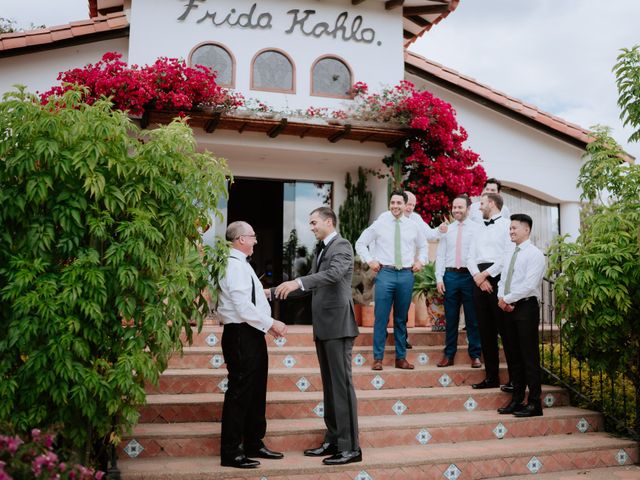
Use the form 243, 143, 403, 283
514, 296, 538, 305
380, 265, 412, 271
445, 267, 469, 273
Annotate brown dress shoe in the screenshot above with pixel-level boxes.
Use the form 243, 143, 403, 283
437, 356, 454, 367
371, 359, 383, 371
395, 358, 414, 369
470, 358, 482, 368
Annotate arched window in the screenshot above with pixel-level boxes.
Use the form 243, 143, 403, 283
189, 42, 235, 88
251, 49, 295, 93
311, 56, 352, 98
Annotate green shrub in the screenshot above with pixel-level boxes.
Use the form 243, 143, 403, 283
0, 87, 229, 463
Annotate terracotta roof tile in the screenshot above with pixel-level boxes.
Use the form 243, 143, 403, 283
0, 13, 129, 54
405, 50, 593, 147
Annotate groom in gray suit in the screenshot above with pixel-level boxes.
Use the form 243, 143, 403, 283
274, 206, 361, 465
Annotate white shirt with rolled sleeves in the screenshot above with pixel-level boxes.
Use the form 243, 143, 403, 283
217, 248, 273, 333
497, 239, 546, 304
435, 219, 481, 283
355, 213, 427, 267
467, 215, 511, 278
469, 201, 511, 224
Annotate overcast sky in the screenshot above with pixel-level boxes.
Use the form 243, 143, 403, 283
2, 0, 639, 158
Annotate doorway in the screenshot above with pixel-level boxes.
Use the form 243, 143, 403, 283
226, 177, 333, 324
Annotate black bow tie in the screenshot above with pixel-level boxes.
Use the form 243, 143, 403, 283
315, 243, 325, 255
484, 216, 501, 226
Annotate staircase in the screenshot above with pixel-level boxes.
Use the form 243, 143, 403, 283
118, 325, 637, 479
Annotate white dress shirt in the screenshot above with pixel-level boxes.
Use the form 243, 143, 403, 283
497, 239, 546, 304
469, 201, 511, 224
435, 218, 481, 282
217, 248, 273, 333
467, 215, 511, 278
355, 213, 427, 267
375, 211, 440, 242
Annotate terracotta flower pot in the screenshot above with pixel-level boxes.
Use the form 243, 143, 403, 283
361, 305, 375, 327
353, 304, 363, 326
413, 293, 429, 327
387, 302, 415, 328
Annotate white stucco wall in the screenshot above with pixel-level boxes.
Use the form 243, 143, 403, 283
407, 73, 585, 239
0, 38, 129, 96
128, 0, 404, 111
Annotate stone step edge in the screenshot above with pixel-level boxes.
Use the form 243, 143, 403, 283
125, 406, 601, 438
177, 345, 453, 354
145, 384, 566, 404
117, 433, 635, 478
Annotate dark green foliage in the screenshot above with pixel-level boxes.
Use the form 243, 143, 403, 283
0, 87, 229, 461
614, 45, 640, 143
412, 262, 437, 298
338, 167, 372, 246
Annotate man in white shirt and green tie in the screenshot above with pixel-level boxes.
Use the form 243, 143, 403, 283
497, 213, 546, 418
355, 190, 427, 371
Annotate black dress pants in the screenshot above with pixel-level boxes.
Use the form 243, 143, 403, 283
473, 271, 514, 382
220, 323, 268, 459
504, 298, 541, 404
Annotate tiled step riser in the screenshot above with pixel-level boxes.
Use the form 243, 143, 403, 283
185, 330, 467, 348
168, 349, 506, 370
138, 391, 569, 423
121, 413, 603, 458
118, 442, 637, 479
148, 369, 507, 394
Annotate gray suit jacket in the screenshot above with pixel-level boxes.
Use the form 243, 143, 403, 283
298, 234, 359, 341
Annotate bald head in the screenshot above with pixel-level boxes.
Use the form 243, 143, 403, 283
405, 191, 417, 215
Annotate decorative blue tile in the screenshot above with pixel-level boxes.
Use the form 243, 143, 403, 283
209, 354, 224, 369
217, 377, 228, 393
527, 456, 542, 474
438, 373, 452, 387
392, 400, 407, 415
313, 402, 324, 418
493, 422, 507, 439
355, 471, 372, 480
205, 333, 219, 347
124, 439, 144, 458
576, 417, 590, 433
418, 353, 429, 365
464, 396, 477, 412
354, 353, 366, 366
616, 449, 629, 465
274, 336, 287, 347
544, 393, 555, 407
296, 377, 310, 392
371, 375, 385, 390
443, 464, 461, 480
416, 428, 432, 445
283, 355, 296, 368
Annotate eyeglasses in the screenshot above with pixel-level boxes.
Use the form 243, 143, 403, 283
236, 234, 257, 241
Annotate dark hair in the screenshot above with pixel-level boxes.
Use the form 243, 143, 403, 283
310, 206, 337, 226
453, 194, 471, 208
485, 177, 502, 191
389, 190, 408, 203
510, 213, 533, 229
482, 192, 504, 210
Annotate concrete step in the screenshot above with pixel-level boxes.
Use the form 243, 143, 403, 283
138, 385, 569, 424
167, 344, 502, 370
498, 465, 640, 479
121, 406, 603, 458
148, 364, 509, 394
118, 432, 637, 479
183, 325, 469, 348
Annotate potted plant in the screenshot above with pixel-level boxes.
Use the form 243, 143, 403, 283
412, 262, 445, 331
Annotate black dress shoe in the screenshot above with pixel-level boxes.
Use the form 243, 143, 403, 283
322, 449, 363, 465
220, 455, 260, 469
304, 442, 338, 457
497, 400, 525, 415
500, 382, 514, 393
406, 341, 413, 349
513, 402, 543, 417
472, 379, 500, 389
245, 446, 284, 459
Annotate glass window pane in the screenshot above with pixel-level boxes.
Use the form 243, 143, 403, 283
313, 58, 351, 96
191, 44, 233, 86
501, 187, 559, 251
253, 51, 293, 91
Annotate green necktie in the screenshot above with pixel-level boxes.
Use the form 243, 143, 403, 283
504, 246, 521, 295
394, 218, 402, 269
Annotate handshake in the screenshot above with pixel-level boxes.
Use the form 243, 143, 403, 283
264, 280, 301, 340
